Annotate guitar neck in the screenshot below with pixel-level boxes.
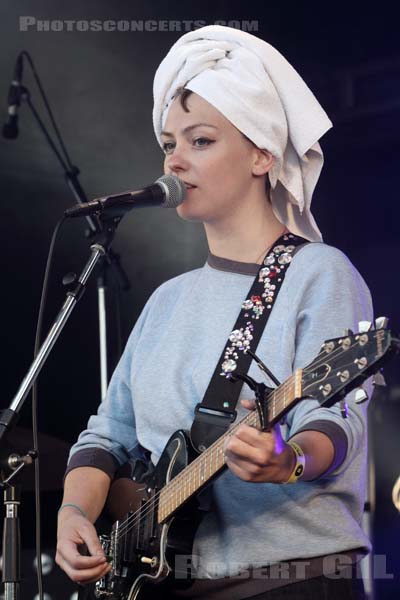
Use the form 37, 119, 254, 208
158, 369, 303, 523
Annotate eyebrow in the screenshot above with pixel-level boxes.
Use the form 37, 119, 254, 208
161, 123, 218, 137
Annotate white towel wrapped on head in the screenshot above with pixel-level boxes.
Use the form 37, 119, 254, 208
153, 25, 332, 242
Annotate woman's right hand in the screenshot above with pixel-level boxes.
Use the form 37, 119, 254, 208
56, 507, 111, 584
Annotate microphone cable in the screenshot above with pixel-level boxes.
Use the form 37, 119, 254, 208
31, 216, 67, 600
7, 51, 75, 172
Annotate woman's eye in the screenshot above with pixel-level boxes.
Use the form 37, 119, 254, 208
162, 138, 213, 153
162, 141, 175, 154
193, 137, 212, 147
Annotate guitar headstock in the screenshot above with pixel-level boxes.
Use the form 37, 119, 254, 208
301, 318, 399, 408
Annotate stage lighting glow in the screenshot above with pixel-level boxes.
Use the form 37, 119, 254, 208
392, 475, 400, 511
32, 553, 54, 575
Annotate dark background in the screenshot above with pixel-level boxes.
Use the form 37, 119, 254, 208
0, 1, 399, 598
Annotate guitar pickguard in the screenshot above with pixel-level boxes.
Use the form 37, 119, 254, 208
95, 430, 203, 599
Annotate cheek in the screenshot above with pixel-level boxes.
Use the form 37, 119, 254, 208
217, 157, 251, 195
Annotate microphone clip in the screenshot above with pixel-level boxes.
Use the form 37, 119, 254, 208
8, 83, 28, 108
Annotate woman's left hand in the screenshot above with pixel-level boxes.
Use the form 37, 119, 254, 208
224, 399, 295, 483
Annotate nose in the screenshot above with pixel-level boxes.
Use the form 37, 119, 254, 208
164, 144, 190, 176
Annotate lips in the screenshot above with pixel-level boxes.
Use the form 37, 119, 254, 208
183, 182, 196, 189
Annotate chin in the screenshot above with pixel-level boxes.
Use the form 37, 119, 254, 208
176, 203, 207, 223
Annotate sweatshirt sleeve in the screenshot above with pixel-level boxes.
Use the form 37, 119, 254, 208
283, 243, 373, 476
66, 288, 159, 473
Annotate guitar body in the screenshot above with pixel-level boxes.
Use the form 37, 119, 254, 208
95, 430, 204, 599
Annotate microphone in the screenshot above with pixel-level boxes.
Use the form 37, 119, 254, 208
64, 175, 186, 219
2, 54, 24, 140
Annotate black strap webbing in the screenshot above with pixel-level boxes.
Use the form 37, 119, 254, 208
190, 233, 308, 452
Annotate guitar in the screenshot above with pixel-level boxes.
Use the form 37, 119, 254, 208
93, 322, 399, 599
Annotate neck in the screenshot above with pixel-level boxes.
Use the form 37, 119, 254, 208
204, 198, 286, 264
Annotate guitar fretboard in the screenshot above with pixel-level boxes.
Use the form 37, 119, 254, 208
158, 369, 302, 523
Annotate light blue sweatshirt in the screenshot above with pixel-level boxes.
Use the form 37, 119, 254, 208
68, 242, 373, 577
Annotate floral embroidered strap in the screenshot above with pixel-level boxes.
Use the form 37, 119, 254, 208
190, 232, 308, 453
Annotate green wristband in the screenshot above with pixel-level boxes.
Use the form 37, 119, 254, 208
58, 503, 87, 519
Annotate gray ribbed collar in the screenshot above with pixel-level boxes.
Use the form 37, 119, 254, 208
207, 253, 260, 276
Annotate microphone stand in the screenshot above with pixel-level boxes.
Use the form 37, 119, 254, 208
2, 51, 131, 600
0, 219, 120, 599
15, 81, 130, 397
1, 452, 37, 600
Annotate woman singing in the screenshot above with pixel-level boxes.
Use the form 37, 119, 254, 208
56, 25, 372, 599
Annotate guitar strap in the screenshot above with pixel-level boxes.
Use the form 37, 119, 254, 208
190, 232, 308, 453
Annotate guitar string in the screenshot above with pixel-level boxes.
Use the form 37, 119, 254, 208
112, 336, 374, 543
112, 391, 270, 542
113, 370, 317, 541
112, 339, 367, 546
112, 337, 366, 543
112, 378, 294, 542
117, 328, 378, 538
112, 360, 328, 543
116, 329, 369, 539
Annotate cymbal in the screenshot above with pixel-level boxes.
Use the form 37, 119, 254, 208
0, 427, 70, 491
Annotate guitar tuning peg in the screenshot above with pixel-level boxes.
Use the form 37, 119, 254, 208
373, 371, 386, 387
358, 321, 372, 333
344, 328, 354, 336
375, 316, 389, 330
354, 387, 369, 404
